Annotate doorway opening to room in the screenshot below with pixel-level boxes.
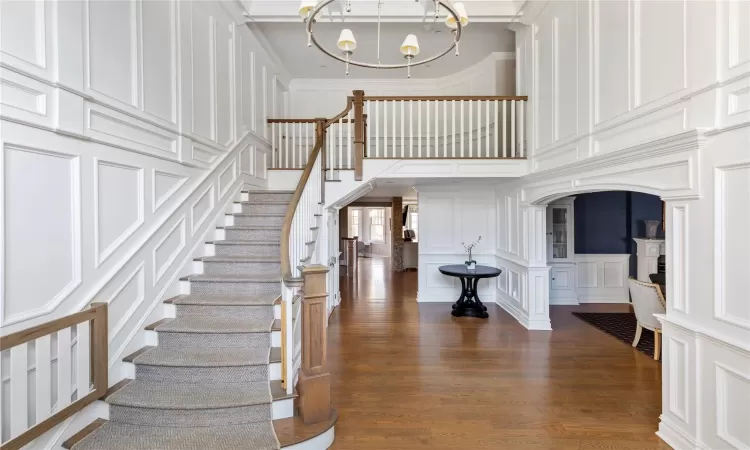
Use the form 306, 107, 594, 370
543, 190, 668, 361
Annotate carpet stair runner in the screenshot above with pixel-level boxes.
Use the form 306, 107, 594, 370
71, 191, 295, 450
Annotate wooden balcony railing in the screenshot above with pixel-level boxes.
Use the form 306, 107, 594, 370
0, 304, 108, 450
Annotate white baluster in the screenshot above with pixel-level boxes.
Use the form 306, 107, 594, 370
502, 100, 507, 158
392, 101, 397, 158
287, 122, 293, 169
444, 101, 448, 158
485, 100, 491, 158
77, 320, 91, 399
10, 344, 28, 439
57, 327, 72, 409
460, 100, 465, 157
401, 100, 405, 158
348, 110, 353, 169
511, 100, 516, 157
409, 100, 414, 158
519, 100, 525, 158
418, 101, 422, 157
451, 100, 456, 158
366, 100, 371, 160
278, 123, 284, 168
36, 334, 52, 422
381, 100, 387, 159
426, 100, 432, 158
271, 124, 276, 168
374, 101, 380, 159
468, 100, 473, 158
494, 100, 499, 158
338, 116, 343, 170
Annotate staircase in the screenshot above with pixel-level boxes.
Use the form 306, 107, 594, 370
68, 191, 296, 450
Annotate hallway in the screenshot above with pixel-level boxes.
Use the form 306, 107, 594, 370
327, 258, 667, 449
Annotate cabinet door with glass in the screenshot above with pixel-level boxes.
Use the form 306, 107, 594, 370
547, 199, 575, 263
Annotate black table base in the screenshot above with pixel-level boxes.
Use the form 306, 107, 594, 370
451, 277, 489, 319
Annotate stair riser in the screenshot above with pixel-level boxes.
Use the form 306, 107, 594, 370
190, 281, 279, 296
202, 261, 281, 276
233, 216, 284, 227
136, 364, 268, 384
225, 228, 281, 241
175, 304, 275, 321
157, 331, 271, 350
247, 193, 294, 202
109, 403, 272, 427
214, 244, 280, 258
242, 203, 287, 214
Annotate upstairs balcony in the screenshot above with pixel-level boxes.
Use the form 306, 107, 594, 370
267, 91, 529, 201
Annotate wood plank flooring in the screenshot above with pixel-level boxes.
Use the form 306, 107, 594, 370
327, 257, 669, 449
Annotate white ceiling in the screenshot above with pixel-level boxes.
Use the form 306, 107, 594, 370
256, 22, 514, 79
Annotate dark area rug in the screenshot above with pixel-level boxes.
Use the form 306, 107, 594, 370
572, 312, 661, 361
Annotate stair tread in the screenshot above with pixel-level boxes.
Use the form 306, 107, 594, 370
244, 190, 294, 194
70, 421, 281, 450
168, 294, 280, 306
152, 316, 274, 334
230, 212, 285, 217
217, 225, 282, 230
207, 240, 280, 245
238, 200, 289, 205
132, 346, 281, 368
195, 255, 281, 263
106, 379, 272, 409
182, 273, 281, 283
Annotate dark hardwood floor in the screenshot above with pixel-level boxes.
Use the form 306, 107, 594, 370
327, 257, 668, 449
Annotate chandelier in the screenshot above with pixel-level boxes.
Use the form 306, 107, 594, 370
299, 0, 469, 78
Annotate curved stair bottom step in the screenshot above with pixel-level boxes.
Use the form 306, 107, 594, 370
65, 410, 338, 450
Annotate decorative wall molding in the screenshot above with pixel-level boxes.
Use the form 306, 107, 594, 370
152, 169, 189, 213
106, 262, 146, 343
574, 254, 630, 303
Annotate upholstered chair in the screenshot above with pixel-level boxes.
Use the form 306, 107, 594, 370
628, 278, 667, 360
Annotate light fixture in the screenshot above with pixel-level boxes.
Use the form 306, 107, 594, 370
400, 34, 420, 78
445, 2, 469, 29
299, 0, 317, 18
337, 29, 357, 75
301, 0, 467, 79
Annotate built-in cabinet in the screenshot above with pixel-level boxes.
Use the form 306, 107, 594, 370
632, 238, 665, 282
547, 198, 577, 303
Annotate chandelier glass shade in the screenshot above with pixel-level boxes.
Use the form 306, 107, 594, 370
301, 0, 468, 78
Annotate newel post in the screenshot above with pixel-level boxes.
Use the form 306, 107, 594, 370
298, 265, 332, 424
352, 90, 365, 181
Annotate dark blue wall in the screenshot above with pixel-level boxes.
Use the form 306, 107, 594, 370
573, 191, 663, 276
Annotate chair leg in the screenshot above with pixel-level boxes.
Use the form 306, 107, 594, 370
632, 323, 643, 347
654, 330, 661, 360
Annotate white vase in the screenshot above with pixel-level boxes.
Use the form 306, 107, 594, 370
466, 261, 476, 271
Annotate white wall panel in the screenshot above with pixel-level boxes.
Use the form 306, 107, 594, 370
95, 161, 144, 266
87, 0, 137, 106
575, 254, 630, 303
190, 2, 214, 141
152, 170, 188, 213
153, 218, 186, 284
215, 15, 234, 146
0, 0, 51, 77
594, 0, 630, 124
635, 0, 686, 107
106, 263, 145, 339
141, 0, 177, 124
2, 145, 81, 324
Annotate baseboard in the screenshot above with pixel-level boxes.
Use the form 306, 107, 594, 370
657, 416, 702, 450
550, 297, 580, 305
496, 293, 552, 330
577, 295, 630, 304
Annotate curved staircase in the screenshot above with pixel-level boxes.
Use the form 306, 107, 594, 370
65, 190, 334, 450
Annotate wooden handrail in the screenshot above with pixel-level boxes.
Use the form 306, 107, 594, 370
362, 95, 529, 101
325, 97, 354, 128
0, 303, 108, 450
268, 118, 320, 123
281, 119, 327, 286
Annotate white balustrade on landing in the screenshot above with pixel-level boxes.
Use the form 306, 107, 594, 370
269, 121, 317, 169
361, 98, 527, 159
1, 321, 95, 446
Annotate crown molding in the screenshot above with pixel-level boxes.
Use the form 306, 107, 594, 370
244, 1, 520, 23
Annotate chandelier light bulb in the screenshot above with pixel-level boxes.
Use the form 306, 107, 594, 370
299, 0, 317, 19
445, 2, 469, 29
400, 34, 421, 57
337, 29, 357, 53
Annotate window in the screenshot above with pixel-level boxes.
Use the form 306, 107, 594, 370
349, 209, 360, 238
408, 211, 418, 240
369, 208, 385, 243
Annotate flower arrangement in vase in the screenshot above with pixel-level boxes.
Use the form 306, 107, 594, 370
462, 236, 482, 271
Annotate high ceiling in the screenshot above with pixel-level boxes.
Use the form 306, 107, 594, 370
256, 22, 515, 79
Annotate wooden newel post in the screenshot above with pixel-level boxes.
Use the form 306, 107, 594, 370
352, 90, 365, 181
298, 265, 332, 424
